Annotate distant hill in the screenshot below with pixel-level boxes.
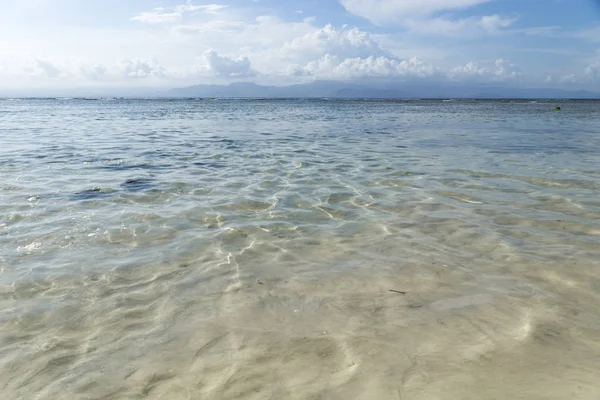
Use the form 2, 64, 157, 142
168, 81, 600, 99
3, 81, 598, 99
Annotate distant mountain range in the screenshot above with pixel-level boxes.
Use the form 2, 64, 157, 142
3, 80, 599, 99
168, 81, 600, 99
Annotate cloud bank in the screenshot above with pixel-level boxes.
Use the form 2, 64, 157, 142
0, 0, 597, 91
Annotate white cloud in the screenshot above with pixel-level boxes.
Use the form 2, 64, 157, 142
184, 4, 228, 14
559, 74, 578, 84
478, 15, 515, 31
338, 0, 491, 25
132, 2, 228, 24
584, 62, 600, 78
79, 59, 166, 80
337, 0, 515, 41
406, 15, 516, 36
0, 14, 529, 88
202, 49, 254, 77
451, 59, 521, 81
132, 9, 182, 24
582, 60, 600, 85
0, 28, 523, 87
301, 54, 438, 79
281, 24, 389, 61
75, 51, 253, 81
539, 61, 600, 86
79, 64, 108, 80
172, 20, 245, 35
116, 59, 166, 78
24, 58, 67, 78
166, 15, 317, 60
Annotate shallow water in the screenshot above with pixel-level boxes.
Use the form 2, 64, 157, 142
1, 98, 600, 399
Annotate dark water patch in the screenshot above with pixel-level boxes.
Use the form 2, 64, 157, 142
98, 163, 171, 172
391, 171, 427, 177
71, 187, 116, 201
120, 178, 157, 192
139, 150, 179, 159
214, 139, 236, 145
193, 162, 227, 169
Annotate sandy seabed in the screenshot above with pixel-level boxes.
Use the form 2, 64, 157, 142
2, 215, 600, 400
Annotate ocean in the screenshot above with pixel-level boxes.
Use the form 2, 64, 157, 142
1, 98, 600, 399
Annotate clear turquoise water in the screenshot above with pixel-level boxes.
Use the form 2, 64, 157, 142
1, 99, 600, 399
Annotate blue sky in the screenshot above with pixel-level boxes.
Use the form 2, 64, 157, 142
1, 0, 599, 91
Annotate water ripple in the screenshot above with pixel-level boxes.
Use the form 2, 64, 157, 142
1, 99, 600, 399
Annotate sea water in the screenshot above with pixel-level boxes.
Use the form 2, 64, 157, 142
1, 98, 600, 399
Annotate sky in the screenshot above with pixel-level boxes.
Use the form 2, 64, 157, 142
1, 0, 600, 93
